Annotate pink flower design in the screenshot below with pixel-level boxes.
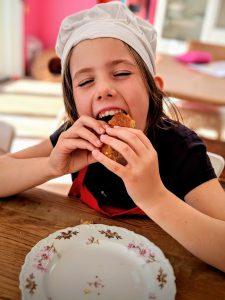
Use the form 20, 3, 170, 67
127, 242, 156, 263
33, 243, 57, 272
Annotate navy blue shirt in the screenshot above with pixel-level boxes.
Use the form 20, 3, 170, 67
50, 120, 216, 208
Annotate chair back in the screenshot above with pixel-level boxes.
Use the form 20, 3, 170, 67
207, 152, 225, 177
0, 121, 15, 153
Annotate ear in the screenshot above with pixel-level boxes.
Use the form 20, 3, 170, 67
48, 57, 61, 74
154, 76, 164, 91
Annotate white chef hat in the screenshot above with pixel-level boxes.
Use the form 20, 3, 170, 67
55, 1, 157, 75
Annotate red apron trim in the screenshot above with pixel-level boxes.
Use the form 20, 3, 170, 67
68, 166, 145, 217
68, 167, 87, 197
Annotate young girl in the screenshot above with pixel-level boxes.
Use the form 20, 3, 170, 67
1, 1, 225, 272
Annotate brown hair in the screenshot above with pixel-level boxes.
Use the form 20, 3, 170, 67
62, 41, 181, 133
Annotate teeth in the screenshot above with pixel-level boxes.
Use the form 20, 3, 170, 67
98, 109, 124, 119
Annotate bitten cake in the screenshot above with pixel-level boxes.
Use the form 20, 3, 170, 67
101, 112, 135, 164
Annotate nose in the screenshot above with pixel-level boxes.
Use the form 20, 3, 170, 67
95, 84, 117, 101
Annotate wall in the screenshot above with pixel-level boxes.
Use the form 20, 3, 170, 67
149, 0, 157, 23
25, 0, 96, 50
126, 0, 157, 22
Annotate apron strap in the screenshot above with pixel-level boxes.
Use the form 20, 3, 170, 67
68, 166, 87, 197
68, 166, 146, 217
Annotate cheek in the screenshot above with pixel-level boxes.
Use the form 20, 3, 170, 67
129, 95, 149, 130
137, 98, 149, 120
73, 89, 93, 117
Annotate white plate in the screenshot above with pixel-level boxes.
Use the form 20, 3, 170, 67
19, 224, 176, 300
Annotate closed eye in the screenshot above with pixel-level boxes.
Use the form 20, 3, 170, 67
114, 72, 131, 77
78, 72, 131, 87
78, 79, 94, 86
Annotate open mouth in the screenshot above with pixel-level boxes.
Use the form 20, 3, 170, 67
97, 109, 127, 122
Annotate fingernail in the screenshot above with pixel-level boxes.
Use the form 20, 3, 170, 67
96, 140, 102, 146
100, 134, 106, 140
103, 124, 110, 129
98, 127, 105, 134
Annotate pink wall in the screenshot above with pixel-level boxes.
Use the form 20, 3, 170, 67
125, 0, 157, 22
25, 0, 96, 50
149, 0, 157, 24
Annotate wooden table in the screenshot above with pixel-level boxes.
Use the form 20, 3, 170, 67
156, 54, 225, 107
0, 148, 6, 156
156, 54, 225, 141
1, 187, 225, 300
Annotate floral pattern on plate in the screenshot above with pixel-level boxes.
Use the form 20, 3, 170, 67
20, 224, 176, 300
83, 275, 105, 296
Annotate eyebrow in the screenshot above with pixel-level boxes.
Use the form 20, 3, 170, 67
73, 59, 136, 80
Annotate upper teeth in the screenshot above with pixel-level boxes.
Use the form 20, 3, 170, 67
98, 109, 124, 119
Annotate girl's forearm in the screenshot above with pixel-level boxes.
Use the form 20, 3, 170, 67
0, 155, 57, 197
139, 189, 225, 272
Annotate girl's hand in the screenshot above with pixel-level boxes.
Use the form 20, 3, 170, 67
92, 126, 167, 207
49, 116, 106, 176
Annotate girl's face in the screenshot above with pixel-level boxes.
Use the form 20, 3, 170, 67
70, 38, 149, 130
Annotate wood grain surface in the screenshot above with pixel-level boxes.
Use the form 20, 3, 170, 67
0, 187, 225, 300
156, 54, 225, 107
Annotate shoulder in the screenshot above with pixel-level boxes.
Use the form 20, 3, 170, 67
153, 120, 204, 150
151, 120, 216, 199
151, 119, 213, 174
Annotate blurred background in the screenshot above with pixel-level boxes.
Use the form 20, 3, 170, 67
0, 0, 225, 192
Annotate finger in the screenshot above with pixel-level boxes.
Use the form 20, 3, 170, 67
105, 126, 147, 156
62, 127, 103, 148
116, 127, 155, 151
59, 138, 96, 154
92, 149, 124, 177
75, 127, 103, 148
100, 134, 137, 165
76, 115, 106, 135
